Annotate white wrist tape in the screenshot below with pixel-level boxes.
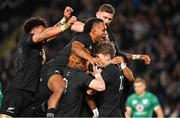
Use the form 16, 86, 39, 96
121, 62, 126, 70
60, 17, 67, 25
132, 54, 141, 60
92, 108, 99, 117
95, 74, 101, 78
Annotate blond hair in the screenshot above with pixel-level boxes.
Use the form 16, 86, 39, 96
99, 4, 115, 15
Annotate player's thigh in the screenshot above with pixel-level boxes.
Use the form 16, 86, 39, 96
48, 74, 65, 93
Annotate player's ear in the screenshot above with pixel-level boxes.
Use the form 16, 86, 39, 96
91, 28, 96, 35
96, 11, 100, 18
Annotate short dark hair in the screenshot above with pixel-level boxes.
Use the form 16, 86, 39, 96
99, 4, 115, 15
23, 17, 47, 33
95, 42, 116, 58
84, 18, 104, 33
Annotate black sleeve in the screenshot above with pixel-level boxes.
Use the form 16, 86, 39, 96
73, 33, 92, 48
101, 64, 119, 84
21, 34, 35, 45
77, 71, 94, 87
101, 71, 112, 84
114, 45, 128, 62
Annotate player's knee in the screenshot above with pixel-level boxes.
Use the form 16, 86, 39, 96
48, 74, 65, 93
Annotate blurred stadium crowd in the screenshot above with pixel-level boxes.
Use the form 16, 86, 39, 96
0, 0, 179, 117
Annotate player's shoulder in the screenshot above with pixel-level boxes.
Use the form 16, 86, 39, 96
128, 93, 137, 99
106, 64, 119, 70
73, 33, 89, 40
103, 64, 120, 75
145, 91, 156, 97
18, 33, 33, 44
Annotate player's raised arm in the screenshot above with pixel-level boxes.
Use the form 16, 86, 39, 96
33, 16, 77, 43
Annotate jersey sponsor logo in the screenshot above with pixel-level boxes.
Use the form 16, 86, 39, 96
89, 45, 92, 50
136, 104, 144, 112
66, 71, 71, 76
142, 99, 148, 105
132, 100, 138, 105
55, 70, 60, 74
7, 107, 15, 114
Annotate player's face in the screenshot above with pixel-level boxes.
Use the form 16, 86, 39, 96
96, 11, 113, 25
31, 25, 45, 34
96, 53, 111, 67
93, 22, 107, 42
134, 82, 146, 96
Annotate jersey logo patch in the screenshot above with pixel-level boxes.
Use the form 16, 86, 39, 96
7, 107, 15, 114
142, 99, 148, 105
89, 45, 92, 50
55, 70, 60, 74
136, 104, 144, 112
132, 100, 137, 105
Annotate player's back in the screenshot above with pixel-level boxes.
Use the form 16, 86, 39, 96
96, 64, 124, 117
55, 68, 93, 117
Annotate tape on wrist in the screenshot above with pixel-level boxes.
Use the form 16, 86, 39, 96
60, 17, 67, 25
60, 24, 69, 32
92, 108, 99, 117
132, 54, 141, 60
95, 74, 101, 78
121, 62, 126, 70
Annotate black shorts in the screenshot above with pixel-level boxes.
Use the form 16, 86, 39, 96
33, 64, 66, 116
40, 64, 66, 84
0, 87, 34, 117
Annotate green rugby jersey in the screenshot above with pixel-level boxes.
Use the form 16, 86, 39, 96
127, 91, 160, 118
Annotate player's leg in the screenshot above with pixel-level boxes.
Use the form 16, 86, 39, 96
0, 87, 23, 117
46, 74, 65, 116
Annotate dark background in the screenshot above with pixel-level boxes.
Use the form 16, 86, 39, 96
0, 0, 179, 116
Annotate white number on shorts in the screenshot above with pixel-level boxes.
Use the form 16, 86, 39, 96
119, 75, 124, 91
63, 78, 68, 94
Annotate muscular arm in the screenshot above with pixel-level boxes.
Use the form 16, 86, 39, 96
33, 16, 76, 43
154, 106, 164, 118
71, 41, 93, 62
32, 25, 65, 43
122, 67, 134, 82
71, 21, 85, 32
88, 74, 105, 91
125, 107, 132, 118
85, 94, 97, 110
118, 52, 151, 64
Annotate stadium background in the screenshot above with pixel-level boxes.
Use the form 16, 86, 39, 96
0, 0, 179, 117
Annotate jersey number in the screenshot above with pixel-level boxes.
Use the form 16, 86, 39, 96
119, 75, 124, 91
63, 78, 68, 94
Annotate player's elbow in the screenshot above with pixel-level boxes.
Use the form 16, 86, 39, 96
96, 84, 105, 91
71, 41, 80, 53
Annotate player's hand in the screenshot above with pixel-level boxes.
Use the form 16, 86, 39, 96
64, 6, 73, 20
111, 56, 124, 64
67, 16, 77, 25
140, 55, 151, 64
93, 65, 102, 75
88, 57, 103, 67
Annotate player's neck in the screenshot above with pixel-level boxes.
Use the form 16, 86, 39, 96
104, 60, 111, 67
137, 91, 145, 97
